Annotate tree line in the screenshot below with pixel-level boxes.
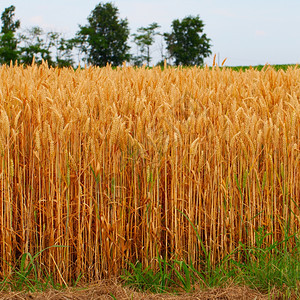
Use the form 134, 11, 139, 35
0, 2, 212, 68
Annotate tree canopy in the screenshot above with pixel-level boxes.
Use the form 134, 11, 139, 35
0, 5, 20, 65
18, 27, 53, 65
164, 16, 212, 66
18, 27, 74, 67
132, 22, 160, 66
75, 2, 131, 67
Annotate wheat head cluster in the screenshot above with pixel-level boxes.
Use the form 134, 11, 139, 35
0, 62, 299, 283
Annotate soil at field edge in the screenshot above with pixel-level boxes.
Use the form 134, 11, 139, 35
0, 280, 288, 300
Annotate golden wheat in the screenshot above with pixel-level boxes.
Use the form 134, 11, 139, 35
0, 62, 299, 283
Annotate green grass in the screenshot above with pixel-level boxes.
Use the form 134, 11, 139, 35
0, 245, 81, 292
121, 212, 300, 299
232, 227, 300, 296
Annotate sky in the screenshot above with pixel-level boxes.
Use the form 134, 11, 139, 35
0, 0, 300, 66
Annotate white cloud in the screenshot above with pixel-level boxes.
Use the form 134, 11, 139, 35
214, 9, 236, 18
26, 15, 70, 33
29, 15, 44, 26
255, 30, 266, 37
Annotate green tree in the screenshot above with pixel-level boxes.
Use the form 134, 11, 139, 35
19, 28, 75, 67
47, 31, 74, 67
132, 22, 160, 66
76, 2, 130, 67
0, 5, 20, 65
19, 27, 53, 65
164, 16, 212, 66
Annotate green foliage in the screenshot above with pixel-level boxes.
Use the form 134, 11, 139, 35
18, 27, 74, 67
132, 22, 160, 66
47, 31, 75, 67
75, 2, 130, 67
232, 227, 300, 294
1, 5, 20, 34
164, 15, 211, 66
0, 31, 19, 64
121, 256, 229, 294
0, 5, 20, 65
0, 246, 73, 292
18, 27, 53, 65
121, 257, 199, 293
121, 259, 172, 293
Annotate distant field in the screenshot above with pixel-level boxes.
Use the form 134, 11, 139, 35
225, 64, 299, 71
157, 63, 299, 72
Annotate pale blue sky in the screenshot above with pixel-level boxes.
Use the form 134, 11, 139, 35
1, 0, 299, 66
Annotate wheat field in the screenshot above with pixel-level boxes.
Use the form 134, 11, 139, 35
0, 62, 299, 283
